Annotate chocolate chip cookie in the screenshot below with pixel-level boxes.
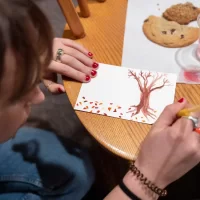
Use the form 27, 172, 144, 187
163, 2, 200, 25
143, 16, 199, 48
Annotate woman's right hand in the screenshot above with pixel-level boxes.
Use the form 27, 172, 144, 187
105, 99, 200, 200
133, 98, 200, 189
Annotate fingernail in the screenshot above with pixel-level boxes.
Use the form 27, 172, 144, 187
58, 88, 64, 93
178, 98, 184, 103
88, 52, 93, 57
92, 62, 99, 69
195, 127, 200, 134
91, 70, 97, 76
85, 75, 91, 82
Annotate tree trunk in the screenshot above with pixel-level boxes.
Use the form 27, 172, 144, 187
128, 89, 152, 118
141, 90, 151, 115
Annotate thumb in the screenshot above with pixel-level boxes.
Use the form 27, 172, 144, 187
43, 79, 65, 94
155, 98, 187, 128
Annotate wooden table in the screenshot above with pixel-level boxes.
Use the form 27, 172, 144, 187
63, 0, 200, 160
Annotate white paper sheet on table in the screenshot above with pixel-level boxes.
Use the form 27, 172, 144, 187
122, 0, 199, 83
74, 64, 177, 124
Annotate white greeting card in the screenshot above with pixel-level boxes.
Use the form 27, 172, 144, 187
122, 0, 200, 83
74, 64, 177, 124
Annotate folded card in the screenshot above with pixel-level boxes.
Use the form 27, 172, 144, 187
74, 63, 177, 124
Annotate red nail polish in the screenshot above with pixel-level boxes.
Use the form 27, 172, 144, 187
195, 127, 200, 134
92, 62, 99, 69
178, 98, 184, 103
58, 88, 64, 93
91, 70, 97, 76
88, 52, 93, 57
85, 75, 91, 81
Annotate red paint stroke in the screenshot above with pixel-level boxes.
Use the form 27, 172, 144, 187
97, 110, 100, 113
76, 103, 79, 106
120, 113, 123, 115
108, 107, 112, 111
92, 106, 95, 108
113, 109, 117, 112
90, 102, 93, 104
104, 113, 108, 116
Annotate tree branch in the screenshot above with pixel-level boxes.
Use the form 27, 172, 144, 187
150, 78, 171, 92
128, 70, 143, 92
144, 72, 151, 87
148, 73, 163, 90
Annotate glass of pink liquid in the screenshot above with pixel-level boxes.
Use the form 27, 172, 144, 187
175, 14, 200, 82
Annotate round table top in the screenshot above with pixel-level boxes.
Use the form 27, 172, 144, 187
63, 0, 200, 160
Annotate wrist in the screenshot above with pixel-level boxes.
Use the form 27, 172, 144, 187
134, 159, 169, 189
123, 171, 159, 200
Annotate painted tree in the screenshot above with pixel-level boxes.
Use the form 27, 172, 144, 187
127, 70, 171, 119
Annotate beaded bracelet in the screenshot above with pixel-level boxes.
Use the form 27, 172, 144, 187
130, 161, 167, 197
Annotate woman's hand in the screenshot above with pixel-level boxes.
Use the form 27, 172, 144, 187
133, 98, 200, 189
43, 38, 99, 94
106, 99, 200, 200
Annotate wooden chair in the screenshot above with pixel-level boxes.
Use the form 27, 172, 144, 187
57, 0, 106, 39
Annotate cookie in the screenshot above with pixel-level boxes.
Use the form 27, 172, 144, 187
163, 2, 200, 25
143, 16, 199, 48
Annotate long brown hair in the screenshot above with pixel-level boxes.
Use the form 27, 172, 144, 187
0, 0, 54, 102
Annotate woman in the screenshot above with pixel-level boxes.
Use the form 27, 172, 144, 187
0, 0, 200, 200
0, 1, 95, 200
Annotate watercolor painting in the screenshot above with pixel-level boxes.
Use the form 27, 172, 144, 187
74, 63, 177, 124
76, 97, 125, 119
127, 70, 171, 120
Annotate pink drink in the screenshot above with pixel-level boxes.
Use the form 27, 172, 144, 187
175, 14, 200, 82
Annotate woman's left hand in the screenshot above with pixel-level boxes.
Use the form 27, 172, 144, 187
43, 38, 99, 94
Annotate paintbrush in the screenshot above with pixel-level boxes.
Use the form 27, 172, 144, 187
177, 105, 200, 117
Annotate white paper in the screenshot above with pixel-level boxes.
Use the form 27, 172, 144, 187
74, 63, 177, 124
122, 0, 200, 83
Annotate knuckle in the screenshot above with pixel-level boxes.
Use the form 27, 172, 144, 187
64, 55, 75, 64
174, 133, 184, 142
59, 66, 69, 76
53, 38, 59, 43
189, 141, 199, 155
74, 71, 83, 81
81, 66, 90, 74
67, 48, 76, 55
66, 39, 73, 45
164, 104, 173, 113
63, 47, 75, 57
168, 128, 184, 142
